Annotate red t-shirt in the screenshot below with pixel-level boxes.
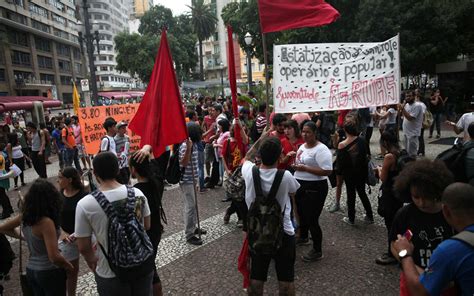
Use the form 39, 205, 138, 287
222, 139, 246, 173
203, 115, 215, 143
287, 137, 305, 166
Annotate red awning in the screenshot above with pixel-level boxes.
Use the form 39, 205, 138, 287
0, 96, 62, 113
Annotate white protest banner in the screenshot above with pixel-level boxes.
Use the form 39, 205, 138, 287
273, 35, 400, 113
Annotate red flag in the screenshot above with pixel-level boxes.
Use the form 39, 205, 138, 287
129, 29, 187, 157
258, 0, 340, 34
226, 26, 242, 146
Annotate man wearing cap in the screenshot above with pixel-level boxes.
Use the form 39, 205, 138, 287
100, 117, 117, 155
114, 121, 130, 184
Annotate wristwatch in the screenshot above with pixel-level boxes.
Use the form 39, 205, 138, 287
398, 249, 411, 260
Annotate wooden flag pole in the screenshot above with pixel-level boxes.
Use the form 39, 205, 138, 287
262, 33, 270, 124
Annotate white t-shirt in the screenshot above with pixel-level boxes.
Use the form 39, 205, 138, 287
386, 108, 398, 125
74, 185, 151, 278
242, 161, 300, 236
456, 112, 474, 141
100, 135, 116, 155
402, 102, 423, 137
293, 142, 333, 181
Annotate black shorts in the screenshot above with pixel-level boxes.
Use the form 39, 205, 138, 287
250, 234, 295, 282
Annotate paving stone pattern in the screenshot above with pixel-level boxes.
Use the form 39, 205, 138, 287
1, 129, 458, 295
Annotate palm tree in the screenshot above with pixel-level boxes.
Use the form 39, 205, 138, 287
188, 0, 217, 81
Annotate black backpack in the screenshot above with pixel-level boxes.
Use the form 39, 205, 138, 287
436, 142, 474, 182
247, 166, 285, 255
165, 144, 184, 184
92, 186, 155, 283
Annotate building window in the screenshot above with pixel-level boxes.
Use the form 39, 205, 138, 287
29, 3, 48, 18
53, 29, 69, 40
37, 55, 53, 69
58, 60, 71, 72
99, 56, 107, 61
35, 37, 51, 52
31, 20, 50, 33
73, 48, 81, 59
62, 93, 72, 103
40, 73, 55, 84
52, 14, 66, 26
11, 51, 31, 66
74, 63, 81, 73
214, 32, 218, 41
5, 10, 28, 24
13, 0, 24, 7
66, 7, 75, 17
7, 30, 28, 47
108, 56, 114, 61
56, 43, 70, 56
101, 76, 109, 81
0, 69, 5, 82
47, 0, 64, 11
100, 66, 108, 71
60, 75, 72, 85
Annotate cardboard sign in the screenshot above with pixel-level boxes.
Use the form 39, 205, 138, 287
273, 35, 400, 113
78, 104, 141, 154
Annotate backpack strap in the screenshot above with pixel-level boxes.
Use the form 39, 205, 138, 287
267, 170, 285, 200
252, 165, 263, 198
91, 189, 117, 220
451, 230, 474, 248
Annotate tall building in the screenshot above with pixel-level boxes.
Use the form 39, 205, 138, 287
130, 0, 152, 18
83, 0, 132, 91
0, 0, 87, 103
198, 0, 263, 84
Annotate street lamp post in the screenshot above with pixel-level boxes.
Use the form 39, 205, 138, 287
77, 0, 100, 105
244, 32, 253, 92
220, 62, 225, 99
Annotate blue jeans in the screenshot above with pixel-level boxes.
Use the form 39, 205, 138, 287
197, 150, 205, 189
63, 148, 82, 171
26, 268, 66, 296
430, 112, 442, 136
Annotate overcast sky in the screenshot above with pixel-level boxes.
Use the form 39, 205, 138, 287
154, 0, 191, 16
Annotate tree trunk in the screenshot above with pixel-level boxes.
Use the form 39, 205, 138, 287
199, 39, 204, 81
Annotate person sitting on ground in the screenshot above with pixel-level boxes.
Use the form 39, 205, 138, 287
337, 119, 374, 226
242, 135, 300, 296
390, 159, 455, 295
392, 182, 474, 296
0, 179, 74, 295
58, 167, 87, 296
375, 131, 404, 265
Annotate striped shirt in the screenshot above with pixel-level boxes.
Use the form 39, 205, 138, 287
179, 142, 198, 184
256, 114, 267, 133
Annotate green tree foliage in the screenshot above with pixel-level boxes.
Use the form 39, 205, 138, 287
188, 0, 217, 81
221, 0, 473, 77
114, 5, 197, 83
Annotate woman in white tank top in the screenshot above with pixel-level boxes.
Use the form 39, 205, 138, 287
7, 132, 26, 188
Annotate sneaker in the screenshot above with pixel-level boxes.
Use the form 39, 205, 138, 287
342, 217, 355, 226
221, 197, 232, 202
187, 236, 203, 246
328, 203, 340, 213
199, 188, 209, 194
428, 135, 433, 139
302, 249, 323, 262
236, 220, 243, 228
194, 228, 207, 235
363, 216, 374, 225
296, 238, 311, 246
436, 134, 441, 139
375, 253, 397, 265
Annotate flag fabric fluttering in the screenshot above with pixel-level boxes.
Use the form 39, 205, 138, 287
257, 0, 340, 34
128, 29, 188, 158
226, 26, 243, 147
72, 82, 80, 115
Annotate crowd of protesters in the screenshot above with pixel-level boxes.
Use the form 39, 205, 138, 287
0, 88, 473, 296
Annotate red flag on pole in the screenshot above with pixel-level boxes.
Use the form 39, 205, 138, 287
226, 26, 242, 147
129, 29, 187, 157
258, 0, 340, 34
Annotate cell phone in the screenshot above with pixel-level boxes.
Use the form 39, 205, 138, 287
404, 229, 413, 241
